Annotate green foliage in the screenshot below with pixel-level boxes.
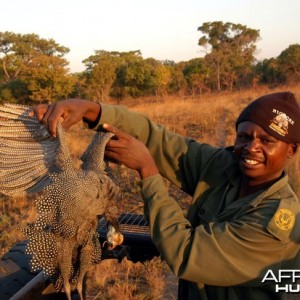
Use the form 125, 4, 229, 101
25, 55, 74, 102
0, 27, 298, 103
0, 31, 71, 103
277, 44, 300, 83
86, 59, 116, 102
0, 79, 28, 103
82, 50, 119, 101
255, 58, 283, 85
255, 45, 300, 86
82, 50, 147, 100
183, 58, 210, 94
0, 88, 15, 103
152, 64, 172, 96
112, 51, 153, 98
167, 62, 187, 95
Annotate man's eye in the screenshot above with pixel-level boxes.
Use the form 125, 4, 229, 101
262, 138, 274, 144
238, 135, 249, 141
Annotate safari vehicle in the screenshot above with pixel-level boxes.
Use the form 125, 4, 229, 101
0, 213, 159, 300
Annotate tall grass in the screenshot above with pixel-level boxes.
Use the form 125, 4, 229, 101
1, 84, 299, 299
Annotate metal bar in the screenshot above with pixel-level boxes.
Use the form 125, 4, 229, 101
10, 271, 47, 300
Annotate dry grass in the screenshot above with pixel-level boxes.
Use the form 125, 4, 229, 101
1, 84, 300, 299
86, 258, 167, 300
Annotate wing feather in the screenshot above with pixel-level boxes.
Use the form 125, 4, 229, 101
0, 103, 60, 196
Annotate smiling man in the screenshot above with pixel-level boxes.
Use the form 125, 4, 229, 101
33, 92, 300, 300
234, 93, 299, 198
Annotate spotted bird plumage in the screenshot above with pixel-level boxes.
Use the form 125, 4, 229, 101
0, 103, 123, 300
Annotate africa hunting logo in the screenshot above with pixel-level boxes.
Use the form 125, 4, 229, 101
262, 270, 300, 293
269, 109, 294, 137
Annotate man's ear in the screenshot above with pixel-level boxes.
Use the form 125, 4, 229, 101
288, 143, 298, 158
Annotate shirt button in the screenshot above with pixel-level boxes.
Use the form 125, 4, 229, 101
199, 208, 205, 214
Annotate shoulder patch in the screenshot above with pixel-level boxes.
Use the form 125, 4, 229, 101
274, 208, 295, 231
266, 189, 299, 241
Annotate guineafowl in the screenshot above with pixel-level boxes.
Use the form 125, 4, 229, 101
0, 103, 123, 300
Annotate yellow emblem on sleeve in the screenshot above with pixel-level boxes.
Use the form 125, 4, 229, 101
274, 209, 295, 231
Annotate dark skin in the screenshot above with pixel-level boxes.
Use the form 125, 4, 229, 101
31, 99, 101, 137
234, 121, 297, 197
102, 124, 159, 179
32, 99, 296, 197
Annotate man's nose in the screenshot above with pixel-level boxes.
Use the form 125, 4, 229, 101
244, 139, 261, 151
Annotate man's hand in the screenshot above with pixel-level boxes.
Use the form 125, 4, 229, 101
103, 124, 159, 179
30, 99, 101, 136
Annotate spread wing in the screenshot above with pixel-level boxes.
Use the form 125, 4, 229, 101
0, 103, 61, 196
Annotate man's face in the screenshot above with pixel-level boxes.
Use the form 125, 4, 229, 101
234, 121, 295, 186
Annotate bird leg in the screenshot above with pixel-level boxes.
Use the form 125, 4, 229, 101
58, 238, 76, 300
76, 242, 93, 300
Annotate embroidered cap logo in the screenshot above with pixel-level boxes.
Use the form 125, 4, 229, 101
269, 109, 295, 137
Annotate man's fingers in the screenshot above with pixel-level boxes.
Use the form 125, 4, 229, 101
103, 123, 119, 135
61, 115, 74, 132
42, 105, 58, 136
29, 104, 58, 136
103, 123, 129, 139
30, 104, 48, 122
103, 124, 134, 150
104, 148, 125, 163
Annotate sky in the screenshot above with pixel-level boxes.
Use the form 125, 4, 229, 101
1, 0, 299, 73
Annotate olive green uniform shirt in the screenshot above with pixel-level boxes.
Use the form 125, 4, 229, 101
95, 104, 300, 300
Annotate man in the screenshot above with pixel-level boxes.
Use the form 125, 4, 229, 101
33, 92, 300, 299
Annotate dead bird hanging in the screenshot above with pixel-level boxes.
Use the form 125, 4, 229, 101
0, 103, 124, 300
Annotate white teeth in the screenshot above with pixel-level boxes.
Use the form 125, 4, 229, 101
244, 158, 259, 165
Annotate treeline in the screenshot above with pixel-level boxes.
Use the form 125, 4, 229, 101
0, 22, 299, 104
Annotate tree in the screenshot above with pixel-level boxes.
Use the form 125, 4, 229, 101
24, 55, 74, 102
112, 51, 151, 98
115, 56, 174, 99
183, 58, 210, 95
83, 50, 146, 100
167, 62, 187, 96
198, 22, 260, 91
83, 50, 117, 102
151, 64, 171, 97
0, 31, 71, 103
277, 44, 300, 83
255, 58, 282, 85
0, 79, 29, 103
